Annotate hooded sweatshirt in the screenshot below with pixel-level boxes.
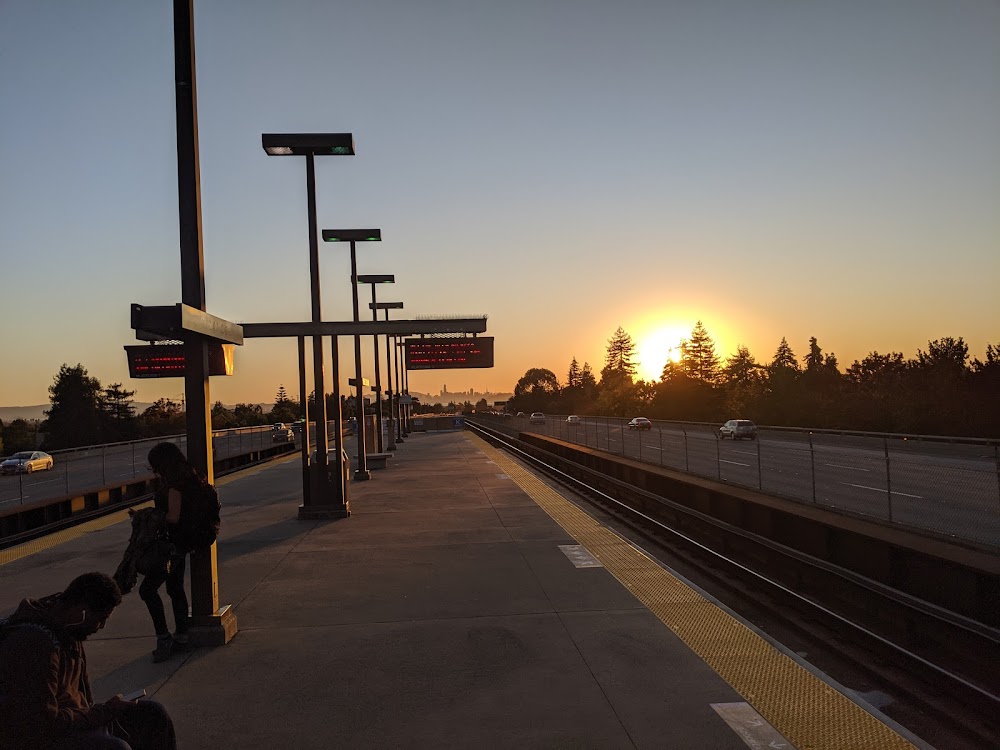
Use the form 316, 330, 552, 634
0, 594, 117, 749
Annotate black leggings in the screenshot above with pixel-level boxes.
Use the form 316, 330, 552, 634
138, 553, 189, 637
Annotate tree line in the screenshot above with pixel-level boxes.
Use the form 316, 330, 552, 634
507, 324, 1000, 438
0, 365, 311, 454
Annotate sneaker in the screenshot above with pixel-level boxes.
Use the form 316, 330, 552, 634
151, 636, 174, 663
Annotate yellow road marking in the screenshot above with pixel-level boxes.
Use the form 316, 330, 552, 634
469, 433, 915, 750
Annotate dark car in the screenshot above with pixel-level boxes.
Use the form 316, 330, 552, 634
627, 417, 652, 431
720, 419, 757, 441
272, 425, 294, 443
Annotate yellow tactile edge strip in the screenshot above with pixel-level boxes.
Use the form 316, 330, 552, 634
470, 433, 916, 750
0, 466, 253, 568
0, 501, 153, 567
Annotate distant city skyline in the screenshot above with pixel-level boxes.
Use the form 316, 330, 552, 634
2, 1, 997, 408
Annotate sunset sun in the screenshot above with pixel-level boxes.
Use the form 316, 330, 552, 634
636, 325, 689, 382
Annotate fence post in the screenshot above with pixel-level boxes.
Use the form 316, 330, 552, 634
132, 441, 136, 478
606, 417, 610, 452
658, 426, 663, 467
757, 436, 762, 490
682, 426, 689, 472
101, 445, 107, 486
638, 424, 642, 463
884, 438, 894, 521
995, 445, 1000, 509
809, 433, 816, 502
716, 432, 721, 479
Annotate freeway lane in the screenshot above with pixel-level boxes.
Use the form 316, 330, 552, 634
0, 428, 293, 507
491, 415, 1000, 548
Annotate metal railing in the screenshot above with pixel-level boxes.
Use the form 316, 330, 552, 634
0, 423, 336, 508
471, 413, 1000, 549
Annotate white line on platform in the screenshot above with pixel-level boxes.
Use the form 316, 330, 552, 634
720, 459, 750, 467
845, 482, 923, 499
826, 463, 870, 472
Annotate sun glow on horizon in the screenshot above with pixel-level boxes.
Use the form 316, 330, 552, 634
635, 325, 690, 382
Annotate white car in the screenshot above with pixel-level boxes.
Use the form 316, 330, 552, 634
720, 419, 758, 441
529, 412, 546, 425
1, 451, 54, 475
627, 417, 652, 431
566, 415, 582, 426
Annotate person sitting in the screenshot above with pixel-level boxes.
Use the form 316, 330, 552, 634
0, 572, 176, 750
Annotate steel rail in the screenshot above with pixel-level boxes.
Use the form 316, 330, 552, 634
466, 420, 1000, 711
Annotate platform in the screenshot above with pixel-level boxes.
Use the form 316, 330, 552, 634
0, 431, 928, 749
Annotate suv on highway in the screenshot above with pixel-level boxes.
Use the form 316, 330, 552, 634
719, 419, 757, 441
272, 424, 294, 443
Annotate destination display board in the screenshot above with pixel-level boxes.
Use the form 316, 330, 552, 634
125, 344, 235, 378
404, 337, 494, 370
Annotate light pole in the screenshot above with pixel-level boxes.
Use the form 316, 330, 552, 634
263, 133, 355, 517
322, 228, 381, 480
357, 275, 395, 453
371, 300, 404, 449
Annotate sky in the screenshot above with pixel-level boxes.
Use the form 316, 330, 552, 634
1, 0, 998, 408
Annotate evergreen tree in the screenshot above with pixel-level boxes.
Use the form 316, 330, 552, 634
43, 364, 103, 449
2, 418, 39, 453
680, 321, 720, 383
803, 337, 824, 373
100, 382, 137, 442
270, 384, 300, 424
722, 346, 761, 386
603, 327, 638, 380
566, 358, 582, 388
770, 338, 799, 373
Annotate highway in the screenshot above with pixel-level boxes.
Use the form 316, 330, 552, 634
0, 427, 296, 508
481, 415, 1000, 549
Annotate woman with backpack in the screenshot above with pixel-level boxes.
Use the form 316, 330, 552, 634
141, 442, 219, 663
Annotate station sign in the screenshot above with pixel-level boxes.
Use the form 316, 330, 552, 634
125, 344, 235, 379
404, 337, 494, 370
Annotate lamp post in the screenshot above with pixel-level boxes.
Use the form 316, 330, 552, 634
263, 133, 355, 517
357, 275, 395, 453
371, 301, 404, 449
322, 228, 381, 480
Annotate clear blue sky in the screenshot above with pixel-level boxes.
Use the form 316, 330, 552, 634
2, 0, 998, 407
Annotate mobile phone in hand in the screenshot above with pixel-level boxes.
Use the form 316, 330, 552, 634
122, 689, 146, 701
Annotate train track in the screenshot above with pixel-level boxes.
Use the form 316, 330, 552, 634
467, 421, 1000, 749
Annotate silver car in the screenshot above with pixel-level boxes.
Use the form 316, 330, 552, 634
719, 419, 757, 441
1, 450, 55, 475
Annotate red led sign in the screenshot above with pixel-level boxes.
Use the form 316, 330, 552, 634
404, 337, 494, 370
125, 344, 235, 378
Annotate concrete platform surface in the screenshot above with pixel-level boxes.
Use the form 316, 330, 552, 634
0, 431, 914, 749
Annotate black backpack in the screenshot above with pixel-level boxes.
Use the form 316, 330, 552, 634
180, 482, 222, 549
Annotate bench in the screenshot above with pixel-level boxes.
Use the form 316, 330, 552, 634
367, 452, 393, 470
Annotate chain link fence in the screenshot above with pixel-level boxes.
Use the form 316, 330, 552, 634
471, 413, 1000, 549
